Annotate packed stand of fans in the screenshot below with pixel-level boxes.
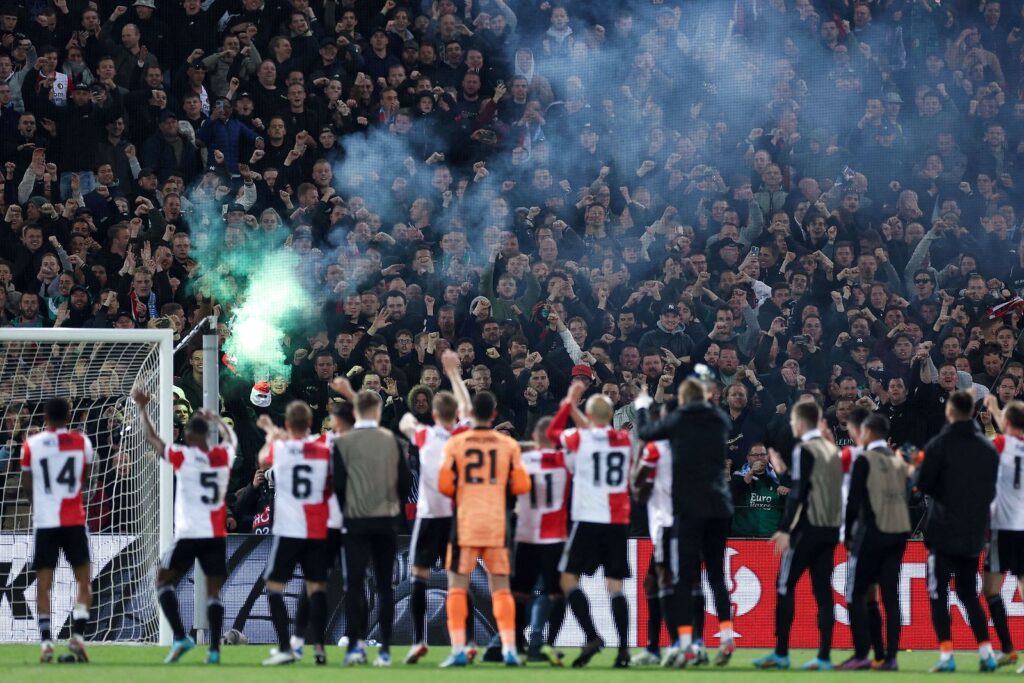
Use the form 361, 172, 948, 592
2, 0, 1024, 536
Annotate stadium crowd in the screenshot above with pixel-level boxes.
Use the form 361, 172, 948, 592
3, 0, 1024, 536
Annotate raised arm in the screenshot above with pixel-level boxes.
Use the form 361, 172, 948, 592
441, 349, 471, 419
130, 386, 166, 455
200, 408, 238, 450
256, 414, 284, 469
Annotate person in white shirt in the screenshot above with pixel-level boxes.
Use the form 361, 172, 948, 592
21, 398, 94, 664
398, 378, 468, 664
981, 393, 1024, 672
133, 387, 237, 665
257, 402, 333, 666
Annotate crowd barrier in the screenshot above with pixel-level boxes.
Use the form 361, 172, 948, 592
1, 534, 1016, 646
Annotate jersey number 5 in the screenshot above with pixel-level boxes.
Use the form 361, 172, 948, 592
40, 458, 77, 494
200, 471, 220, 505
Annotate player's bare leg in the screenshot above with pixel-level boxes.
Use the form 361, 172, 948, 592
406, 565, 431, 663
67, 563, 92, 663
205, 575, 226, 664
262, 579, 296, 666
36, 568, 54, 663
983, 572, 1017, 667
560, 572, 604, 668
156, 567, 194, 663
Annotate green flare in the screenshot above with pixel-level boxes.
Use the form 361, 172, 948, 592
222, 249, 306, 380
186, 193, 308, 383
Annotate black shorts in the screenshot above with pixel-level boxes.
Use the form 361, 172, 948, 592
986, 529, 1024, 575
33, 526, 90, 570
652, 526, 673, 570
160, 537, 227, 577
409, 517, 451, 569
511, 541, 564, 594
326, 529, 344, 570
559, 522, 631, 580
264, 536, 328, 583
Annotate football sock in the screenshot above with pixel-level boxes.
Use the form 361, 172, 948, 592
72, 604, 88, 639
308, 590, 327, 647
610, 591, 629, 649
988, 594, 1014, 654
411, 576, 427, 644
207, 598, 224, 652
492, 589, 516, 654
446, 588, 468, 650
567, 587, 597, 641
157, 586, 185, 641
266, 590, 291, 653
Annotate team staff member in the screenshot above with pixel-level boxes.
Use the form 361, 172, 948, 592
635, 379, 735, 668
438, 370, 531, 668
838, 413, 909, 671
333, 390, 414, 667
918, 390, 999, 673
755, 399, 842, 671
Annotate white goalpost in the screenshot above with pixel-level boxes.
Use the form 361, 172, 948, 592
0, 328, 175, 645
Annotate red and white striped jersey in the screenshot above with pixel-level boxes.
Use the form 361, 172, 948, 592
317, 431, 344, 530
992, 434, 1024, 530
21, 429, 93, 529
266, 436, 332, 540
560, 427, 632, 524
413, 421, 469, 518
638, 440, 673, 541
515, 449, 570, 543
166, 444, 235, 539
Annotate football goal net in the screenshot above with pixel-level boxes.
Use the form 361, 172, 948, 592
0, 328, 174, 644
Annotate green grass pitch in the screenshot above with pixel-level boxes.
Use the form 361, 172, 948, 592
0, 645, 1011, 681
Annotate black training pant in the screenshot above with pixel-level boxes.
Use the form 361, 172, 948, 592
927, 550, 988, 645
342, 531, 397, 649
847, 534, 907, 660
775, 536, 836, 659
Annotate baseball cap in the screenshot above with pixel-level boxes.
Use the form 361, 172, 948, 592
319, 36, 339, 48
884, 91, 903, 104
225, 202, 246, 213
660, 303, 679, 315
571, 364, 595, 380
716, 238, 741, 250
403, 40, 419, 51
133, 0, 156, 8
251, 381, 272, 408
158, 110, 177, 123
847, 337, 870, 351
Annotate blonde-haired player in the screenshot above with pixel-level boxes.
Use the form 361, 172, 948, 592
547, 382, 633, 668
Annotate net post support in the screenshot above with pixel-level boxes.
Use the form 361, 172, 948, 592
158, 330, 175, 646
193, 316, 219, 643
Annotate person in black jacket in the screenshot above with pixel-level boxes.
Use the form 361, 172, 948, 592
635, 378, 735, 668
755, 399, 842, 671
917, 390, 999, 673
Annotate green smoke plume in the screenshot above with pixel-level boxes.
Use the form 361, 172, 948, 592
186, 188, 308, 382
